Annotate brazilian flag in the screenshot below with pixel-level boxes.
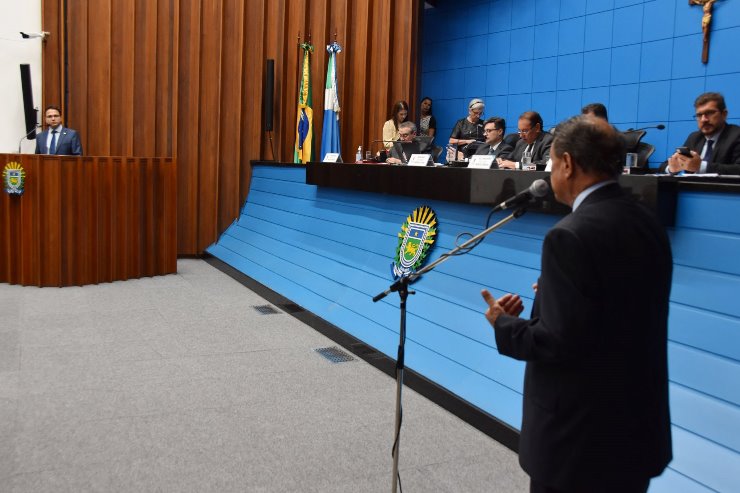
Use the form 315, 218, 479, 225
294, 42, 314, 164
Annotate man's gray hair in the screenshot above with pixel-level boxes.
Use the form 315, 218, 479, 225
399, 121, 416, 133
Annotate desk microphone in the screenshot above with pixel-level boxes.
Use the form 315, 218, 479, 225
369, 139, 399, 150
626, 124, 666, 132
17, 126, 39, 153
491, 179, 550, 213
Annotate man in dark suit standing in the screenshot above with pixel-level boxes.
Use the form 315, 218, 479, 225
482, 116, 673, 493
660, 92, 740, 175
474, 117, 513, 168
34, 105, 83, 156
498, 111, 553, 170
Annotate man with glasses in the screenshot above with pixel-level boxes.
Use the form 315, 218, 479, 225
474, 117, 513, 168
498, 111, 553, 170
386, 121, 417, 164
660, 92, 740, 175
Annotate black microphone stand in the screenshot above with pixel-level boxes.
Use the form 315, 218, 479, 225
18, 126, 39, 153
373, 206, 530, 493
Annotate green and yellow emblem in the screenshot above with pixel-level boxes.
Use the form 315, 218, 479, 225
3, 162, 26, 195
392, 206, 437, 279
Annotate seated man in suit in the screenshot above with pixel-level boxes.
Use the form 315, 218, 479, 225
498, 111, 552, 170
474, 117, 513, 168
660, 92, 740, 175
386, 121, 416, 164
34, 105, 83, 156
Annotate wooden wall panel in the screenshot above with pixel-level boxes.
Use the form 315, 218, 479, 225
41, 0, 422, 255
176, 0, 202, 254
65, 1, 88, 144
240, 1, 266, 204
196, 0, 223, 249
155, 0, 178, 158
133, 0, 158, 157
111, 0, 136, 156
218, 0, 245, 233
88, 3, 112, 153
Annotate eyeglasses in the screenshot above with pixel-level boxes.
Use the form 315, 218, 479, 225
518, 128, 532, 135
399, 133, 412, 138
694, 109, 720, 120
483, 128, 499, 134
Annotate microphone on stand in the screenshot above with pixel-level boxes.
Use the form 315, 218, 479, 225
369, 139, 399, 147
626, 124, 666, 132
491, 179, 550, 213
18, 125, 39, 153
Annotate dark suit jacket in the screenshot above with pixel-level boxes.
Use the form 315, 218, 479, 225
35, 127, 83, 156
474, 141, 513, 168
508, 132, 553, 165
493, 183, 673, 490
659, 123, 740, 174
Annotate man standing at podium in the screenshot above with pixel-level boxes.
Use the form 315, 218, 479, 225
34, 105, 83, 156
481, 116, 673, 493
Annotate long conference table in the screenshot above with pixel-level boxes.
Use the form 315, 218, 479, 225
305, 161, 740, 225
0, 153, 177, 287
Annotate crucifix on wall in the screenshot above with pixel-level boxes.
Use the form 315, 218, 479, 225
690, 0, 717, 63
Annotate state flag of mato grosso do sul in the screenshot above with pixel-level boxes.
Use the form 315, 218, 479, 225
294, 41, 314, 164
392, 206, 437, 279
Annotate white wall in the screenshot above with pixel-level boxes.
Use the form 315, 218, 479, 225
0, 1, 41, 154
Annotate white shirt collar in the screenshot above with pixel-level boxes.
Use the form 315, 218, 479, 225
572, 180, 617, 211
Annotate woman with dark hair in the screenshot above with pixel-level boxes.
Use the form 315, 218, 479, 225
382, 100, 409, 151
418, 97, 436, 137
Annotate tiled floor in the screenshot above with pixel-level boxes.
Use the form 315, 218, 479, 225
0, 259, 527, 492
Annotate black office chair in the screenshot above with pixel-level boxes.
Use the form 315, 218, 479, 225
621, 130, 646, 153
634, 142, 655, 168
503, 133, 520, 147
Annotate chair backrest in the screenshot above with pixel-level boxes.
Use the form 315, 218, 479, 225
621, 130, 646, 152
634, 142, 655, 168
503, 133, 520, 147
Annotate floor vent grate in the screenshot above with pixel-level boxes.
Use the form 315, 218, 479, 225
314, 346, 355, 364
252, 304, 279, 315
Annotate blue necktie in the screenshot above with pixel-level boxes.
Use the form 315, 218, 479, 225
704, 139, 714, 163
49, 130, 58, 154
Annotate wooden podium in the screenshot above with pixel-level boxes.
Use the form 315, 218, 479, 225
0, 154, 177, 287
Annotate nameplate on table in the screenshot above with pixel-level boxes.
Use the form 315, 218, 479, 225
323, 153, 342, 163
468, 155, 494, 169
407, 154, 432, 167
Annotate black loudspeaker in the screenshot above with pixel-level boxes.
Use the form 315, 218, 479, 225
20, 64, 37, 140
264, 59, 275, 132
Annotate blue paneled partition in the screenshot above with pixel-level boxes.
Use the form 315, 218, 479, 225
208, 165, 740, 492
422, 0, 740, 167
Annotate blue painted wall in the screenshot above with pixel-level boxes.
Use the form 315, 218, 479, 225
209, 166, 740, 492
422, 0, 740, 167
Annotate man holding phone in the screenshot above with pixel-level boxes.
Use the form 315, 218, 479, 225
661, 92, 740, 174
